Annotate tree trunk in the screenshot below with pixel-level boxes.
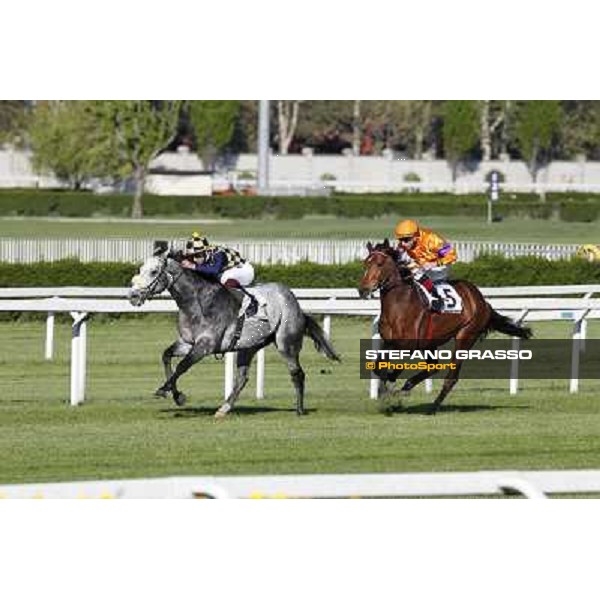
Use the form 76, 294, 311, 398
480, 101, 492, 161
352, 100, 361, 156
499, 100, 511, 157
131, 166, 145, 218
414, 128, 423, 160
277, 101, 300, 155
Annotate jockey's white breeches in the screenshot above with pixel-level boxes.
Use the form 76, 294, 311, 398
220, 262, 255, 286
414, 265, 450, 282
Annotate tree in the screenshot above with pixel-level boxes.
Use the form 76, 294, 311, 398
0, 101, 30, 147
28, 101, 113, 189
186, 101, 240, 169
442, 100, 480, 181
479, 100, 510, 161
94, 101, 182, 218
276, 101, 301, 154
513, 100, 562, 182
560, 101, 600, 159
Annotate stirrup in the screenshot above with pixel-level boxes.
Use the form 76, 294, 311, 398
430, 297, 443, 312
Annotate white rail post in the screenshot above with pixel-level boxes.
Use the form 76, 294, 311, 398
509, 309, 529, 395
256, 348, 265, 400
323, 315, 332, 340
370, 316, 380, 400
570, 310, 590, 394
79, 317, 87, 402
224, 352, 235, 399
579, 292, 592, 353
425, 378, 433, 394
69, 312, 89, 406
323, 296, 335, 339
45, 311, 55, 360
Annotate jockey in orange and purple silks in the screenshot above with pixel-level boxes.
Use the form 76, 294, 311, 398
393, 219, 457, 312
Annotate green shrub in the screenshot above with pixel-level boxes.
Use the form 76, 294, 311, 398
1, 255, 600, 291
559, 202, 599, 222
1, 188, 600, 221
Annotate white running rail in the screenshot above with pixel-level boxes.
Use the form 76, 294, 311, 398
0, 237, 581, 264
1, 285, 600, 406
3, 469, 600, 499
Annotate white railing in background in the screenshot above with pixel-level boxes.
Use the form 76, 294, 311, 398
4, 469, 600, 498
0, 237, 581, 264
1, 285, 600, 406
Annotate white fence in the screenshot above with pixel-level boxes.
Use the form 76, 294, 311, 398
4, 469, 600, 498
1, 285, 600, 406
0, 237, 581, 264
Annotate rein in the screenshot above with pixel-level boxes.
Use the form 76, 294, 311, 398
143, 258, 183, 298
368, 250, 410, 296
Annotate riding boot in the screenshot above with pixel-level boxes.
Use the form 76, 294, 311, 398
241, 288, 259, 317
224, 279, 258, 317
419, 276, 444, 312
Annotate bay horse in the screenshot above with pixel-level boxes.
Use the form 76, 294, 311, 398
358, 239, 532, 414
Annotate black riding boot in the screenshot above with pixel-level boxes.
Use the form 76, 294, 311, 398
419, 276, 443, 312
224, 281, 259, 317
241, 288, 259, 317
429, 286, 444, 312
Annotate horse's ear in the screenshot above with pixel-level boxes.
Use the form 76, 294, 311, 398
153, 240, 169, 256
383, 238, 390, 248
366, 241, 373, 253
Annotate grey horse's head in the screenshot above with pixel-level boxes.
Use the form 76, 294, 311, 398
128, 255, 171, 306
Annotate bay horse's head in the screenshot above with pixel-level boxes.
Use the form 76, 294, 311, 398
358, 239, 402, 299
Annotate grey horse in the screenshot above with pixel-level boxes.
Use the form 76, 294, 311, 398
128, 247, 340, 418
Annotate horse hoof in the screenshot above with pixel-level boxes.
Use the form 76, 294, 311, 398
173, 392, 187, 407
154, 387, 168, 398
214, 403, 231, 419
296, 409, 307, 416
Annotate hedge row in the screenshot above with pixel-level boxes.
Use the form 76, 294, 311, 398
1, 189, 600, 221
2, 255, 600, 289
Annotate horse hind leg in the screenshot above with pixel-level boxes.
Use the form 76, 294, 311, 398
277, 343, 306, 416
156, 340, 191, 406
215, 349, 257, 419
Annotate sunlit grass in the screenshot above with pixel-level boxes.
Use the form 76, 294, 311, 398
1, 317, 599, 485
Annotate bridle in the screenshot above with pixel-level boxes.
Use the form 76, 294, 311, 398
364, 250, 406, 295
137, 256, 183, 300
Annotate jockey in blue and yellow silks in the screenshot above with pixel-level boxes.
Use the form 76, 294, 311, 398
181, 232, 258, 316
394, 219, 457, 312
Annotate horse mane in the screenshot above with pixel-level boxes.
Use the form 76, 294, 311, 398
371, 242, 413, 281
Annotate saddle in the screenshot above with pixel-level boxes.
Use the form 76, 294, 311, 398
414, 280, 463, 314
225, 287, 269, 352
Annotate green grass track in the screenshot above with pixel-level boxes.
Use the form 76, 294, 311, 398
1, 316, 600, 485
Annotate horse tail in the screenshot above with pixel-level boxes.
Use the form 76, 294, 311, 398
303, 314, 341, 361
487, 309, 533, 339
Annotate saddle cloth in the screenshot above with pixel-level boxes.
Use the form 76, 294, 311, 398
416, 281, 463, 314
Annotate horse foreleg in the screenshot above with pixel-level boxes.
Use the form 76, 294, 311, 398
215, 349, 257, 418
157, 340, 192, 406
157, 342, 209, 404
429, 336, 477, 414
429, 362, 462, 415
400, 360, 438, 394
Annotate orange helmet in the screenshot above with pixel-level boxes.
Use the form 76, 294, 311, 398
394, 219, 419, 239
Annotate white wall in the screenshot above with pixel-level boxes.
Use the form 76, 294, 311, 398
3, 147, 600, 193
